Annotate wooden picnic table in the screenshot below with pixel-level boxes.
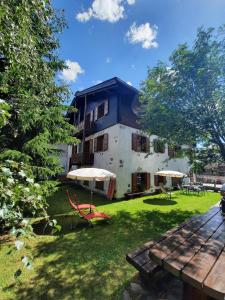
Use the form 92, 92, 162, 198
148, 206, 225, 300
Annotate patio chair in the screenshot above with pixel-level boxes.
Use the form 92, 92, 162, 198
66, 190, 96, 212
67, 190, 111, 224
159, 183, 172, 200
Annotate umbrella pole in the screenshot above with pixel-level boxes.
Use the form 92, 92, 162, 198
90, 180, 94, 213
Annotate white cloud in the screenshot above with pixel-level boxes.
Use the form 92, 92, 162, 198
76, 0, 125, 23
92, 80, 103, 85
127, 0, 135, 4
127, 81, 133, 86
59, 60, 84, 82
106, 57, 112, 63
126, 22, 158, 49
76, 8, 93, 22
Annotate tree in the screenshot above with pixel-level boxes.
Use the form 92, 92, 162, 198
0, 0, 77, 206
140, 27, 225, 164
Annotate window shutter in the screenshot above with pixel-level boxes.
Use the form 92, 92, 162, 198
163, 177, 167, 185
103, 133, 108, 151
94, 107, 98, 121
168, 145, 173, 158
90, 110, 94, 122
154, 175, 159, 186
132, 173, 137, 193
146, 137, 150, 153
153, 139, 157, 153
94, 138, 97, 152
132, 133, 138, 151
104, 99, 108, 115
146, 173, 150, 190
89, 139, 93, 153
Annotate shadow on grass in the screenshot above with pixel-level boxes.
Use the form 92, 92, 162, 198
143, 198, 177, 206
12, 208, 199, 300
32, 214, 112, 236
47, 184, 116, 216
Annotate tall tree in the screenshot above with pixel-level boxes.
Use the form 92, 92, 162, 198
140, 27, 225, 163
0, 0, 77, 193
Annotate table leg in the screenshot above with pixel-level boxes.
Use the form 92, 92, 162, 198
183, 282, 214, 300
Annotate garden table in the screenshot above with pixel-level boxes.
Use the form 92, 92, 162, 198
148, 206, 225, 300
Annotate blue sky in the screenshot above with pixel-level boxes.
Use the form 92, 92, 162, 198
53, 0, 225, 96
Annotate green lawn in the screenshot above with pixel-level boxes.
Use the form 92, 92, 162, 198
0, 185, 220, 300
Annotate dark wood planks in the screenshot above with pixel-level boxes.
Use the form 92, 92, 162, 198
149, 207, 220, 266
203, 249, 225, 300
181, 221, 225, 289
126, 248, 158, 276
126, 211, 204, 277
163, 212, 224, 277
126, 206, 225, 300
126, 211, 203, 261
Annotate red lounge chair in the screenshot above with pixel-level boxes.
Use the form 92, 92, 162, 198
66, 190, 96, 211
66, 190, 111, 222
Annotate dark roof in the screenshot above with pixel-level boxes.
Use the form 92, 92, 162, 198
74, 77, 139, 100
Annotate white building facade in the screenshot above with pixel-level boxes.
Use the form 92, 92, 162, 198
63, 77, 190, 199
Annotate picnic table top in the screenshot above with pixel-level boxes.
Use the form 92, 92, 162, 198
148, 206, 225, 300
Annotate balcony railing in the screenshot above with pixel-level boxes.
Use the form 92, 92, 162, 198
75, 120, 94, 135
70, 152, 94, 166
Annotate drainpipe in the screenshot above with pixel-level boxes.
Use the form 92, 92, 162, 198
82, 94, 87, 165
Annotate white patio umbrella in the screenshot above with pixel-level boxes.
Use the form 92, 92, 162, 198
155, 170, 186, 199
67, 168, 116, 202
155, 170, 186, 178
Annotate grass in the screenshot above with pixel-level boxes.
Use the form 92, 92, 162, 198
0, 184, 220, 300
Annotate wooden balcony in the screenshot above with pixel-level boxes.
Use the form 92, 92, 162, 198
70, 152, 94, 166
75, 120, 94, 136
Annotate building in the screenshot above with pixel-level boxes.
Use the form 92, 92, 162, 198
196, 162, 225, 184
62, 77, 189, 199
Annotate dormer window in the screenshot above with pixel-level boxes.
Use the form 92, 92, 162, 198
94, 99, 108, 121
98, 103, 105, 119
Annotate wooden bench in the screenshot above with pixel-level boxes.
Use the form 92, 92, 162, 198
124, 192, 145, 199
126, 213, 201, 280
126, 246, 160, 280
127, 206, 225, 299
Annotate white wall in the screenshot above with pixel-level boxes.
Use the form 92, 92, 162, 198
57, 144, 72, 174
84, 124, 190, 198
84, 125, 120, 195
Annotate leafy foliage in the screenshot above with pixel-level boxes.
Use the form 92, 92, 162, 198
0, 0, 77, 179
0, 0, 78, 226
140, 26, 225, 163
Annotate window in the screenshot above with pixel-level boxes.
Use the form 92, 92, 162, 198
94, 99, 108, 121
95, 181, 104, 191
94, 134, 108, 152
132, 133, 149, 153
97, 103, 105, 119
153, 139, 165, 153
154, 175, 166, 187
168, 145, 181, 158
131, 173, 150, 193
171, 177, 182, 187
85, 111, 93, 129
